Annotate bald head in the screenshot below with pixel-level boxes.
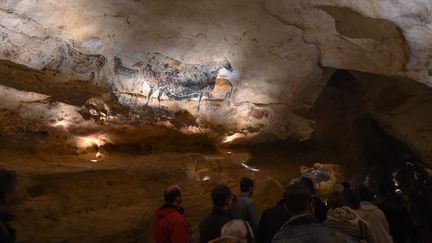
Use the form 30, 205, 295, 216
164, 185, 182, 207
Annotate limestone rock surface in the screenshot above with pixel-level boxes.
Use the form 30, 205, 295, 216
0, 0, 431, 148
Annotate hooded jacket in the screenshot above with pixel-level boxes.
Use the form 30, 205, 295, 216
355, 202, 393, 243
155, 205, 189, 243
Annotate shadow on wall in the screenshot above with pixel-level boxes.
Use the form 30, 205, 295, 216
305, 69, 432, 187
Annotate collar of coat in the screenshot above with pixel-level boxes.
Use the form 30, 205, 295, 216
211, 207, 232, 218
159, 204, 185, 215
282, 214, 318, 227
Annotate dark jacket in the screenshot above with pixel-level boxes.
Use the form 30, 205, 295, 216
155, 204, 189, 243
272, 214, 337, 243
0, 210, 15, 243
232, 192, 260, 229
378, 198, 413, 243
312, 196, 328, 222
199, 207, 232, 243
256, 200, 291, 243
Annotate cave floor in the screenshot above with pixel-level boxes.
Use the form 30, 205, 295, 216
0, 148, 345, 243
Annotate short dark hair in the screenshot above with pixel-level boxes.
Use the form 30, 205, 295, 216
283, 184, 311, 214
357, 185, 375, 202
0, 168, 17, 203
327, 192, 349, 209
240, 178, 254, 192
343, 188, 361, 209
299, 177, 316, 194
164, 186, 181, 204
212, 184, 232, 207
341, 182, 351, 191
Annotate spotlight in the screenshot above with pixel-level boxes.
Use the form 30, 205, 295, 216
75, 134, 108, 149
96, 151, 105, 159
222, 133, 244, 143
241, 162, 260, 172
51, 120, 70, 128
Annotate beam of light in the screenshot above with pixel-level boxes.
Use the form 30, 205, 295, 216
179, 125, 206, 134
222, 133, 244, 143
392, 171, 399, 187
51, 120, 71, 128
75, 134, 108, 149
202, 176, 211, 181
96, 151, 104, 159
241, 162, 260, 172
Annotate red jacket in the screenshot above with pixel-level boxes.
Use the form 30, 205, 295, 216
155, 206, 190, 243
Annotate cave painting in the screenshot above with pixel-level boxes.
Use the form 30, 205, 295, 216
0, 22, 107, 83
47, 41, 107, 82
114, 52, 234, 111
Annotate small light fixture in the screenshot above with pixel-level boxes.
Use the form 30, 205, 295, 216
241, 162, 260, 172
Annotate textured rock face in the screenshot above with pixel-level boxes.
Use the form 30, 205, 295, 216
2, 2, 432, 242
0, 0, 432, 147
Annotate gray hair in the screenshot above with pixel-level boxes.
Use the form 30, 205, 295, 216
221, 220, 253, 240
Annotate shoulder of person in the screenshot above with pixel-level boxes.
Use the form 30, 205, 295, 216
170, 213, 186, 223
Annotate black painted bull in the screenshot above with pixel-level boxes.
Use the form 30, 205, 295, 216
133, 52, 233, 111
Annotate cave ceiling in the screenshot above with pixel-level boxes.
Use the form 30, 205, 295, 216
0, 0, 432, 150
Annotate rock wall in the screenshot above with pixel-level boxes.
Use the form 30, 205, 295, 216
0, 0, 431, 147
307, 69, 432, 169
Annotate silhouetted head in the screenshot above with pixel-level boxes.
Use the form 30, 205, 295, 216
0, 168, 18, 207
343, 187, 361, 209
283, 184, 312, 215
164, 185, 182, 209
299, 177, 316, 195
341, 182, 351, 191
240, 178, 254, 196
357, 184, 375, 202
327, 192, 349, 209
212, 184, 233, 210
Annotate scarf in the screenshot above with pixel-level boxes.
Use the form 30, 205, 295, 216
327, 206, 360, 225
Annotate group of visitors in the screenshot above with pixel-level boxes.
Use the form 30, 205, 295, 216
0, 166, 425, 243
155, 176, 418, 243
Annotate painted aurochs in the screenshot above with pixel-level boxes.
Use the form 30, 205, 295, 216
132, 52, 234, 111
